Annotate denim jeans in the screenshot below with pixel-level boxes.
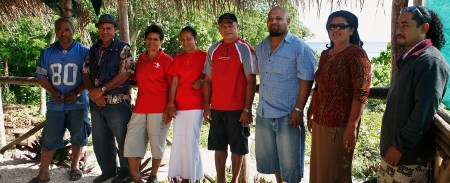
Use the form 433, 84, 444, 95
255, 114, 305, 183
41, 109, 90, 151
90, 101, 131, 177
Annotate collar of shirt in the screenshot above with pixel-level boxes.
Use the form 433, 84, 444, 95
140, 49, 163, 63
263, 31, 294, 56
220, 37, 241, 45
403, 40, 425, 60
57, 40, 76, 54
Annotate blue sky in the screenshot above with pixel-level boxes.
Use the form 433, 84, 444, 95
299, 0, 392, 42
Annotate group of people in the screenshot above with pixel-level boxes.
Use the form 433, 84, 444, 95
31, 4, 447, 183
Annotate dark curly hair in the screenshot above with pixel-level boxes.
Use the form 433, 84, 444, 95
410, 6, 446, 50
180, 26, 198, 40
325, 10, 364, 49
144, 24, 164, 41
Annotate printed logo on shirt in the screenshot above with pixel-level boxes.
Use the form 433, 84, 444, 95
218, 56, 230, 61
154, 62, 160, 68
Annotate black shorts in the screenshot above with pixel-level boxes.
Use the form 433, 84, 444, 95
208, 109, 249, 155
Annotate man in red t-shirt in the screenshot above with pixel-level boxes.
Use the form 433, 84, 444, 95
203, 12, 258, 183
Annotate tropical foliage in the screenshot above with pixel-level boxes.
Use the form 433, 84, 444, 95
0, 1, 312, 104
352, 43, 392, 181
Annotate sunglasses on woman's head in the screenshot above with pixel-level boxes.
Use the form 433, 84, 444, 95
327, 23, 350, 31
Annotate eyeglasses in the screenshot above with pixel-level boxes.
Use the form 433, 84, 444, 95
327, 23, 350, 31
400, 6, 427, 22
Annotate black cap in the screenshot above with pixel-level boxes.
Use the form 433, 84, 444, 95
218, 13, 238, 23
96, 14, 118, 27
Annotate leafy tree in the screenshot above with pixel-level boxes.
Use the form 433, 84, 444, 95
0, 1, 313, 105
0, 16, 53, 104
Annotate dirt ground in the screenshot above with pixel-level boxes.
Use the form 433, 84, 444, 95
0, 104, 324, 183
3, 104, 43, 144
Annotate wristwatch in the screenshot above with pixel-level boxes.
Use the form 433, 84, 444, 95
243, 108, 251, 113
101, 86, 107, 93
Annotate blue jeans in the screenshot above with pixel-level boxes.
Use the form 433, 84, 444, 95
255, 115, 305, 183
90, 101, 131, 177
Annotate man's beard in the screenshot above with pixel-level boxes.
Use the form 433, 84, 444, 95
269, 29, 286, 37
269, 29, 287, 37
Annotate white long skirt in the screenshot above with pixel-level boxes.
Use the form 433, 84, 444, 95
168, 110, 204, 182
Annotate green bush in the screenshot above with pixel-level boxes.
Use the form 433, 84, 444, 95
351, 42, 392, 180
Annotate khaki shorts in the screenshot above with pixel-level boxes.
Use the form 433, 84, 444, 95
124, 113, 170, 159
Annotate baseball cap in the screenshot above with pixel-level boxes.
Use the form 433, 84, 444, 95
218, 13, 238, 23
96, 14, 118, 27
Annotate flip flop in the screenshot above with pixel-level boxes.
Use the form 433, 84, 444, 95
69, 169, 83, 181
29, 177, 50, 183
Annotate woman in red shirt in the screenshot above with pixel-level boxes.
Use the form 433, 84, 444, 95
166, 26, 206, 183
307, 10, 371, 183
124, 24, 172, 183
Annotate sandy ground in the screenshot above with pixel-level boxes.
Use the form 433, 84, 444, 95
0, 133, 314, 183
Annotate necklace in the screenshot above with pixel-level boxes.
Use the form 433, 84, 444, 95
329, 44, 351, 56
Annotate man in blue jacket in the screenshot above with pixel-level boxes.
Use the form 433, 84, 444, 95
379, 6, 449, 182
83, 14, 134, 183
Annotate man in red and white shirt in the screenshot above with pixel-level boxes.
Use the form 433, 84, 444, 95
203, 12, 258, 183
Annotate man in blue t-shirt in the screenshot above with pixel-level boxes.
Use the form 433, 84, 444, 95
31, 17, 90, 183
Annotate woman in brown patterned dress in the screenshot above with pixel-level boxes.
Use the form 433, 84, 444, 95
307, 10, 372, 183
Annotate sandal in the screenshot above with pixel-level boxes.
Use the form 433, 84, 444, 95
69, 169, 83, 181
29, 177, 50, 183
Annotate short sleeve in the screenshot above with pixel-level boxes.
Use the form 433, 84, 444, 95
242, 44, 258, 75
297, 44, 317, 81
164, 55, 173, 85
82, 53, 91, 74
35, 50, 48, 78
119, 45, 135, 74
203, 49, 213, 76
168, 56, 180, 77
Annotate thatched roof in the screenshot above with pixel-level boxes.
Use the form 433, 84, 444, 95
0, 0, 369, 26
0, 0, 52, 26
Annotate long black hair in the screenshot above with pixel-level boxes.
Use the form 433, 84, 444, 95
326, 10, 364, 49
412, 6, 445, 50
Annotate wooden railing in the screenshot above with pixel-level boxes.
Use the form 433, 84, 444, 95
0, 76, 449, 182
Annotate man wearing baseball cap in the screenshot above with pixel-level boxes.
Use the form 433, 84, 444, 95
83, 14, 134, 183
203, 12, 257, 183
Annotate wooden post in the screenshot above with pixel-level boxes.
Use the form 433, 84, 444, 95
413, 0, 423, 6
118, 0, 130, 44
62, 0, 73, 18
3, 56, 9, 95
390, 0, 408, 72
0, 87, 5, 149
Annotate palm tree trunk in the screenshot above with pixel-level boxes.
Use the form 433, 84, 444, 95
118, 0, 130, 44
413, 0, 423, 6
0, 87, 5, 149
3, 56, 9, 95
62, 0, 72, 18
39, 32, 56, 115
